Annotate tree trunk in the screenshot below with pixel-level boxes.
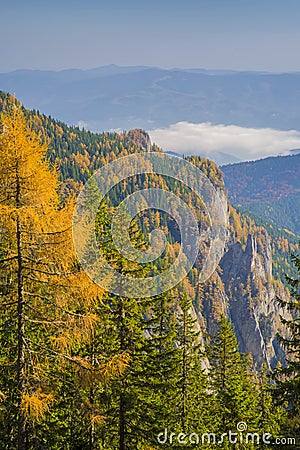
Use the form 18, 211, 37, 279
118, 391, 125, 450
181, 309, 187, 432
89, 388, 95, 450
118, 299, 126, 450
16, 215, 26, 450
89, 339, 95, 450
16, 155, 26, 450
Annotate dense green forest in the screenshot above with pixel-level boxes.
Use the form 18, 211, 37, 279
1, 90, 297, 284
0, 94, 299, 448
239, 195, 300, 237
223, 154, 300, 204
223, 154, 300, 235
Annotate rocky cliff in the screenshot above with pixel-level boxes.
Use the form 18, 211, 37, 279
199, 225, 288, 369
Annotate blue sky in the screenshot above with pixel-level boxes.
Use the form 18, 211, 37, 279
1, 0, 300, 72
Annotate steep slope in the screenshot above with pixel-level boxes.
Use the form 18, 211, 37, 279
0, 91, 295, 369
222, 153, 300, 234
199, 207, 292, 369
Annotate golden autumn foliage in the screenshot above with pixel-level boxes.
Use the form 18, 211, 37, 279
20, 390, 54, 423
0, 93, 294, 449
0, 103, 125, 445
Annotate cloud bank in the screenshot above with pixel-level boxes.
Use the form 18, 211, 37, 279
148, 122, 300, 165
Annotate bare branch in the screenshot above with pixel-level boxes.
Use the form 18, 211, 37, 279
0, 255, 18, 263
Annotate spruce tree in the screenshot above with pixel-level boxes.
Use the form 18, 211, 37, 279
274, 249, 300, 440
207, 315, 260, 448
257, 363, 285, 445
140, 289, 182, 445
89, 202, 151, 450
176, 293, 210, 436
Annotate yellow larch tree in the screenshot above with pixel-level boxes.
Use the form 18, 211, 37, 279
0, 102, 106, 449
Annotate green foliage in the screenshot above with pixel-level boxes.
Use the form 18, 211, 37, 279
0, 91, 298, 448
274, 248, 300, 442
223, 154, 300, 235
258, 364, 285, 438
223, 153, 300, 205
175, 293, 210, 435
241, 194, 300, 236
207, 316, 260, 449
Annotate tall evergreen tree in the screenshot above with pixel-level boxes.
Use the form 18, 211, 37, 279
274, 248, 300, 440
257, 363, 285, 445
89, 202, 151, 450
207, 315, 260, 448
140, 289, 181, 445
176, 293, 210, 436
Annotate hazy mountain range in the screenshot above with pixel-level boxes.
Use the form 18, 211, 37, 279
3, 65, 300, 164
1, 65, 300, 132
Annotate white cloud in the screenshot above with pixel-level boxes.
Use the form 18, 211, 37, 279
148, 122, 300, 164
77, 120, 88, 130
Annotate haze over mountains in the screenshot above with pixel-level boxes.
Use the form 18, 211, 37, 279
2, 65, 300, 219
2, 65, 300, 164
2, 64, 300, 131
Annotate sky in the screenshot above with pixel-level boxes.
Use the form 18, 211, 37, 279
1, 0, 300, 73
2, 0, 300, 162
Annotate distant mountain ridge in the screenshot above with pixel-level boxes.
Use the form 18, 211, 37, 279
222, 153, 300, 234
2, 65, 300, 132
223, 153, 300, 202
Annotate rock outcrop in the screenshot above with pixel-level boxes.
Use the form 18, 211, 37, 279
200, 229, 287, 369
126, 129, 152, 152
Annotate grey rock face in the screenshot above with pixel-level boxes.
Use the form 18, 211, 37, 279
217, 232, 285, 368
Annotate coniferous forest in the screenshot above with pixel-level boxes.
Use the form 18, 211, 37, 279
0, 94, 299, 449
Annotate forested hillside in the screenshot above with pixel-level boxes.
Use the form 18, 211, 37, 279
223, 154, 300, 235
0, 92, 299, 448
1, 91, 296, 284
